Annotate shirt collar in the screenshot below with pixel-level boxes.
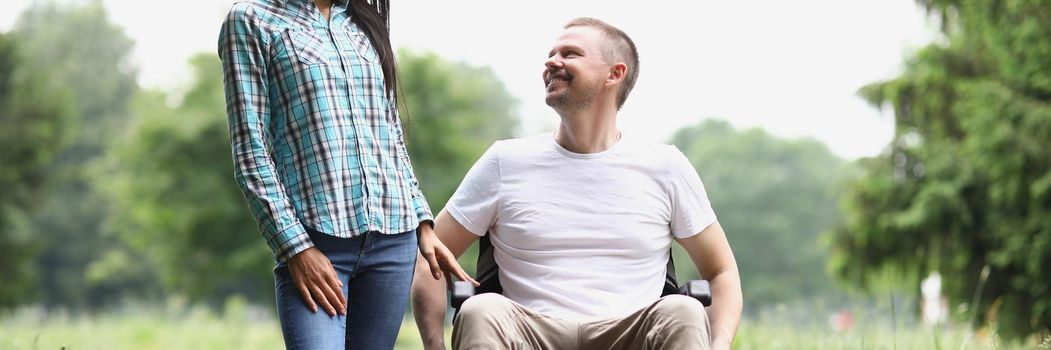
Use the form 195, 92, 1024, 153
277, 0, 349, 8
278, 0, 351, 23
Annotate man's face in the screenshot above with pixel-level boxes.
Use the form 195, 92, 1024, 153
543, 26, 611, 111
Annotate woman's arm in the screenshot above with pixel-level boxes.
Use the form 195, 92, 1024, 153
219, 4, 345, 316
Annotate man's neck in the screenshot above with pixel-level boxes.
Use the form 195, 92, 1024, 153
554, 103, 620, 154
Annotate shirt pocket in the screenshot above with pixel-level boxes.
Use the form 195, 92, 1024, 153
350, 32, 380, 64
287, 29, 329, 66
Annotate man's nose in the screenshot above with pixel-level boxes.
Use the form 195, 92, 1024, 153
545, 55, 563, 69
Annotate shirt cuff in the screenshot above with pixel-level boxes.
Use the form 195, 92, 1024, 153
413, 196, 433, 224
270, 224, 314, 263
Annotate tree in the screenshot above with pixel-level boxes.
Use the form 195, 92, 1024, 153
399, 49, 518, 212
670, 120, 849, 306
102, 55, 270, 303
830, 0, 1051, 339
0, 33, 72, 308
10, 0, 140, 308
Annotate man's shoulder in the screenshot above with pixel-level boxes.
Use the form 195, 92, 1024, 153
502, 133, 551, 146
619, 136, 685, 163
488, 133, 552, 157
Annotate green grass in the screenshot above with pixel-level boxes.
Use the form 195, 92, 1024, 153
734, 320, 1024, 350
727, 303, 1033, 350
0, 304, 1042, 349
0, 303, 424, 350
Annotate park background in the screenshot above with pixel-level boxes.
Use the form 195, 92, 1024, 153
1, 0, 1049, 348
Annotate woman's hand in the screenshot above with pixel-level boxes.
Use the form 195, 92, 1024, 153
418, 223, 479, 289
288, 247, 347, 316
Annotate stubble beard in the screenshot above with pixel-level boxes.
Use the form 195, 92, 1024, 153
546, 82, 598, 114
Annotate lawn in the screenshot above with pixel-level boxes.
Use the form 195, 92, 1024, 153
1, 303, 1044, 349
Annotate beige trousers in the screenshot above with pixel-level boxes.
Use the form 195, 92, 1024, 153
452, 293, 711, 350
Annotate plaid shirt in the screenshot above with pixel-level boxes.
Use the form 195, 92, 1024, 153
219, 0, 431, 262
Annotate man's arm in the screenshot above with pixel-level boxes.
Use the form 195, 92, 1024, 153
413, 209, 480, 350
675, 221, 742, 350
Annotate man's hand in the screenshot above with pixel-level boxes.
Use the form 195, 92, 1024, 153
288, 247, 346, 316
418, 224, 478, 289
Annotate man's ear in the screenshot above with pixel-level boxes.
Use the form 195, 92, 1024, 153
606, 62, 628, 87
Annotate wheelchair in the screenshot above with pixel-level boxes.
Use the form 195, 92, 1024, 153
451, 233, 712, 310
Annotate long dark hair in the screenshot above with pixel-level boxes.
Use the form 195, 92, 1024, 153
347, 0, 399, 102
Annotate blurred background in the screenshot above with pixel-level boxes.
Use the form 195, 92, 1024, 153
0, 0, 1049, 348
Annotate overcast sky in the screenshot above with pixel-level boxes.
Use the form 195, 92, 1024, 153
0, 0, 939, 159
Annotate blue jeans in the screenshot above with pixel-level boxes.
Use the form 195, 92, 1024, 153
274, 229, 418, 350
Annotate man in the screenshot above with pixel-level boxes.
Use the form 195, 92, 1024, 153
412, 17, 743, 350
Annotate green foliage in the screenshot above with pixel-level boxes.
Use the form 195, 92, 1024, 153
9, 0, 141, 309
0, 33, 72, 308
670, 120, 850, 305
103, 55, 272, 303
831, 0, 1051, 339
13, 0, 137, 139
398, 49, 518, 212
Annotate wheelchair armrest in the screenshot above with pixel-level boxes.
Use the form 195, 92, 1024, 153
451, 280, 476, 309
679, 280, 712, 307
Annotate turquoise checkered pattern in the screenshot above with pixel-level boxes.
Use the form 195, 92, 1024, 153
218, 0, 430, 262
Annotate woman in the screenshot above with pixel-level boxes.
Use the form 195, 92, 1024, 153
218, 0, 474, 348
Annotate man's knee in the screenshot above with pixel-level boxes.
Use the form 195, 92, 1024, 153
454, 293, 517, 327
652, 294, 708, 324
649, 295, 711, 347
452, 293, 524, 349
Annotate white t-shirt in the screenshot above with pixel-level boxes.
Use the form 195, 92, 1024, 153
446, 133, 717, 322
